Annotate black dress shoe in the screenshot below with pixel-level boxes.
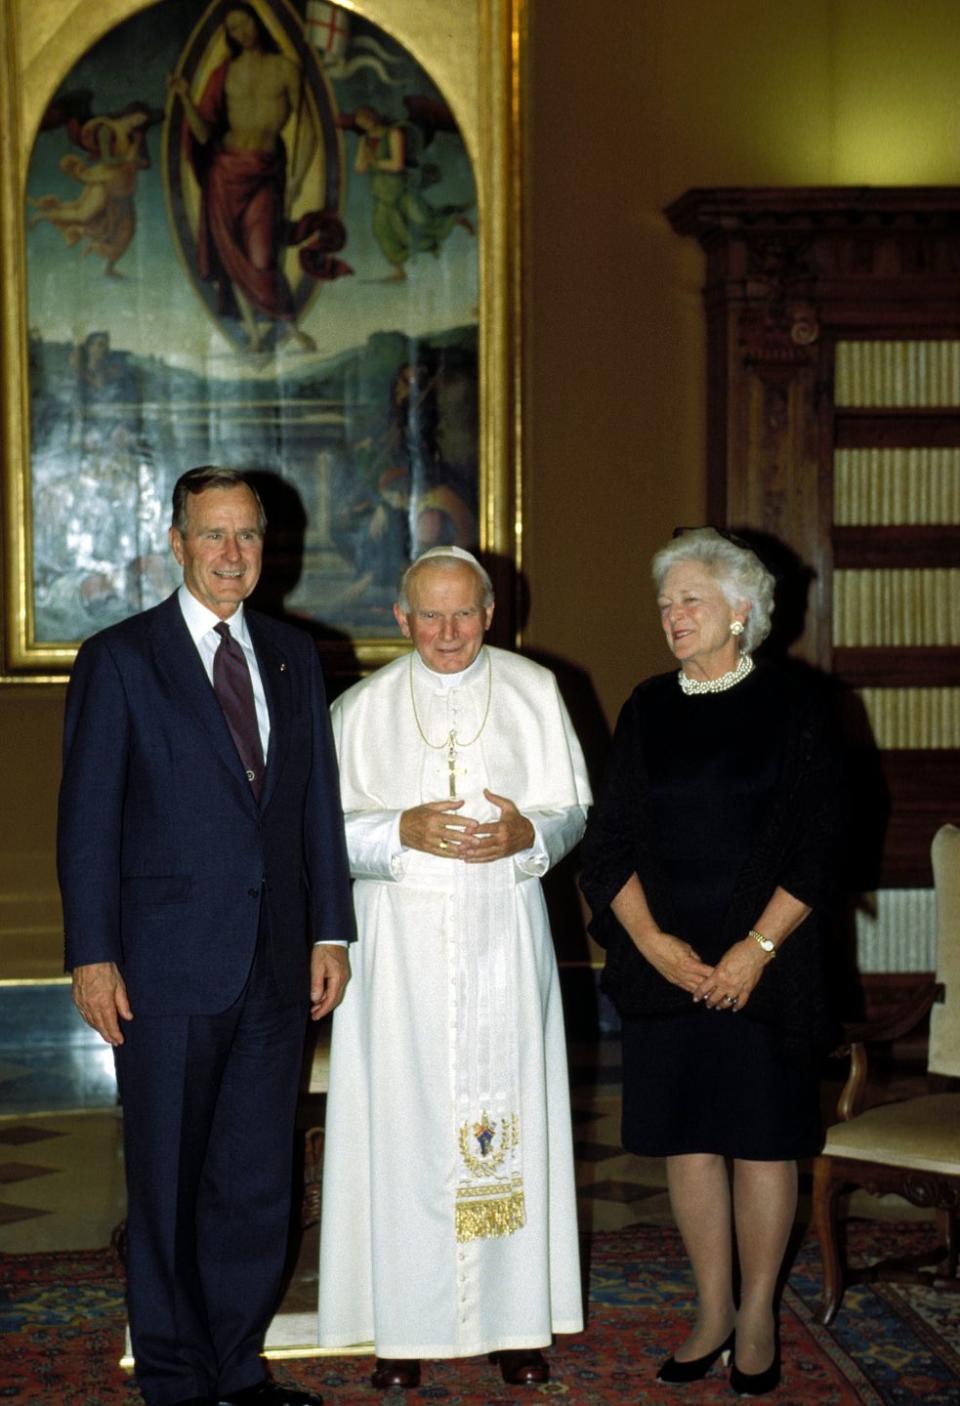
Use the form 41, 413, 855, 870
490, 1349, 550, 1385
218, 1381, 323, 1406
370, 1358, 421, 1389
657, 1329, 734, 1383
730, 1343, 781, 1397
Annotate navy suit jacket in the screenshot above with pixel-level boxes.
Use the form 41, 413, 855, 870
57, 593, 355, 1015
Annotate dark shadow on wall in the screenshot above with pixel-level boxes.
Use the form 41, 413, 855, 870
480, 551, 614, 1038
737, 527, 890, 1025
243, 469, 361, 693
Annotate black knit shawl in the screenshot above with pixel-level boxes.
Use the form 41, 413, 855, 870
579, 662, 847, 1061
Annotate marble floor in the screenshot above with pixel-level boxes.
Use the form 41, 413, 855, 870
0, 990, 932, 1249
0, 979, 935, 1356
0, 1027, 654, 1255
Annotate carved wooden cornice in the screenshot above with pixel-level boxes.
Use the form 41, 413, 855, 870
665, 187, 960, 292
665, 186, 960, 238
666, 187, 960, 367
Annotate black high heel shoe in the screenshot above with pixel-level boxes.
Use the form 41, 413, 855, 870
657, 1330, 734, 1384
729, 1343, 780, 1397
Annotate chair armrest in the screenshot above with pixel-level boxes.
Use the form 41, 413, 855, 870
839, 980, 942, 1050
831, 980, 943, 1122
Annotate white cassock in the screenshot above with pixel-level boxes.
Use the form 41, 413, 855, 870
317, 644, 591, 1357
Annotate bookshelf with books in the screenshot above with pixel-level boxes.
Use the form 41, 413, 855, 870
666, 189, 960, 1002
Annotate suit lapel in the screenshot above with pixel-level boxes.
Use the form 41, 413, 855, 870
150, 594, 259, 812
247, 611, 291, 812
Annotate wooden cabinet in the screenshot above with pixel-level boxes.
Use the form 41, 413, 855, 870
665, 189, 960, 972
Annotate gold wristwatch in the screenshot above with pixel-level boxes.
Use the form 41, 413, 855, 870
749, 928, 776, 957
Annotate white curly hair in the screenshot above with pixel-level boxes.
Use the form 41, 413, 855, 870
651, 527, 775, 655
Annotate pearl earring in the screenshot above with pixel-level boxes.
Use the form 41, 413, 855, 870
730, 620, 744, 637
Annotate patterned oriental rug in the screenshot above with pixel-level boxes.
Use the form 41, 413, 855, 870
1, 1221, 958, 1405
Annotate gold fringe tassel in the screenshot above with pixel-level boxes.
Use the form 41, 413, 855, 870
455, 1189, 526, 1243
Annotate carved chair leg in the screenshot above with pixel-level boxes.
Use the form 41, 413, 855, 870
937, 1206, 958, 1279
301, 1125, 324, 1230
812, 1155, 845, 1325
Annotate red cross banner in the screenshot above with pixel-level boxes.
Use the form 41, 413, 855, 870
306, 1, 350, 62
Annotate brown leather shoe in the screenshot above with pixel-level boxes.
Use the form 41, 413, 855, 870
370, 1359, 421, 1390
490, 1349, 550, 1385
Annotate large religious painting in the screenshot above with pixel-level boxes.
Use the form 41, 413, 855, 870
1, 0, 521, 676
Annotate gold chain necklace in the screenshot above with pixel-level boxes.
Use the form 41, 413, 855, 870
409, 650, 493, 797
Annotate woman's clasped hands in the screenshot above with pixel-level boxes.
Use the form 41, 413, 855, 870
638, 929, 770, 1011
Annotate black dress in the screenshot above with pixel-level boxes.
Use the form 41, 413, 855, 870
580, 661, 845, 1162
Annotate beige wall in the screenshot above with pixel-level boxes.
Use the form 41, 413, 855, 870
0, 688, 66, 977
523, 0, 960, 716
4, 0, 960, 978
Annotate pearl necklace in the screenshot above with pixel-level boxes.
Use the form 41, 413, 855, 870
409, 650, 493, 796
678, 652, 754, 695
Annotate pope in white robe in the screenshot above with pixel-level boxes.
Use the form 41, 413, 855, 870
317, 547, 591, 1388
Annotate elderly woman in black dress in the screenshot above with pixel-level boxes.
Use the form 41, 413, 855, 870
580, 528, 844, 1398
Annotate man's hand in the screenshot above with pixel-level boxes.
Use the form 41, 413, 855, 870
399, 798, 477, 858
460, 789, 535, 864
72, 962, 133, 1047
310, 944, 350, 1020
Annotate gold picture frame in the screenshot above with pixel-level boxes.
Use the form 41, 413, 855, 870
0, 0, 524, 680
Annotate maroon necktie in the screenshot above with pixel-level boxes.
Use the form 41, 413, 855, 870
213, 621, 264, 801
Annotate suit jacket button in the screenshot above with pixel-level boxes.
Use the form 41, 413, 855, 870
248, 887, 259, 898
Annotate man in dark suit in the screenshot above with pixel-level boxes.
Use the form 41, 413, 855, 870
58, 466, 355, 1406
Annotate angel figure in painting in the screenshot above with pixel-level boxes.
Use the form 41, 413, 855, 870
351, 105, 474, 281
169, 2, 348, 353
28, 102, 155, 279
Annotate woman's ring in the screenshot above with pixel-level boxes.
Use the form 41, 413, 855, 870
439, 839, 449, 851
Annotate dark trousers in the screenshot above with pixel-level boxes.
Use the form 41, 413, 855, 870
115, 912, 308, 1405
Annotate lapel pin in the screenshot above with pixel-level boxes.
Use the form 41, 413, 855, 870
280, 662, 288, 672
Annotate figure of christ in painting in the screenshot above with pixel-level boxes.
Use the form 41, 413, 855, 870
353, 106, 474, 281
170, 3, 326, 353
28, 104, 152, 278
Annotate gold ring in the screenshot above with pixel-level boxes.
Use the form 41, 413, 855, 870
439, 840, 449, 850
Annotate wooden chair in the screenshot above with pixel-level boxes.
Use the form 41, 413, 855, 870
300, 1026, 331, 1229
812, 823, 960, 1325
